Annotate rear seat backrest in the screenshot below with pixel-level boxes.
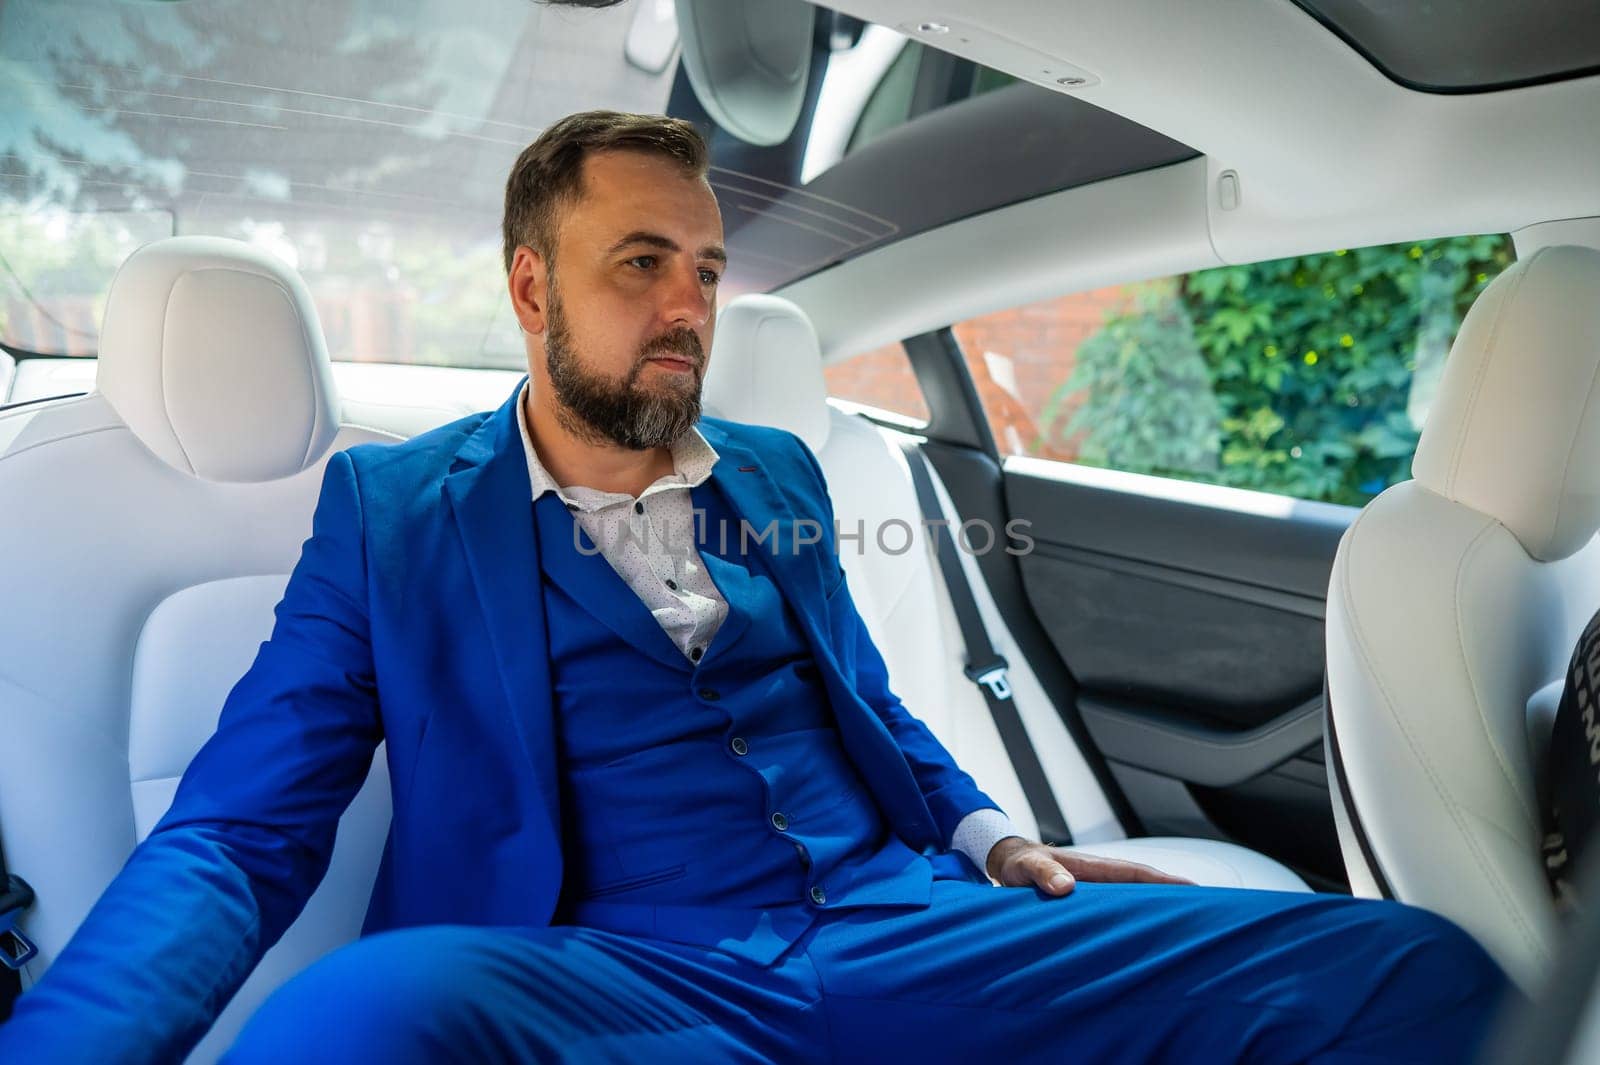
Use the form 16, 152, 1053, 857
0, 237, 398, 1063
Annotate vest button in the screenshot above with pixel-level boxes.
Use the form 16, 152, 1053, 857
770, 811, 789, 831
698, 687, 720, 701
810, 885, 827, 905
730, 736, 748, 756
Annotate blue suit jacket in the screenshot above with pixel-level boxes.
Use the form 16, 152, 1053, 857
2, 382, 996, 1057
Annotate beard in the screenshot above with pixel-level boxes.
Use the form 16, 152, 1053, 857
543, 273, 705, 451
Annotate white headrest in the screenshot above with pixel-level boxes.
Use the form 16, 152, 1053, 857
96, 236, 339, 482
1413, 245, 1600, 562
703, 294, 830, 452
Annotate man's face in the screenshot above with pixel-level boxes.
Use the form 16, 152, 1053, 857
521, 149, 725, 450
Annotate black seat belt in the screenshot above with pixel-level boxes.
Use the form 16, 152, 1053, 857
0, 838, 38, 1022
897, 439, 1072, 846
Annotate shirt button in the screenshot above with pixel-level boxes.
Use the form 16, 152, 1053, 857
564, 501, 579, 512
698, 687, 720, 702
634, 501, 644, 514
810, 885, 827, 905
730, 736, 748, 755
665, 578, 678, 590
689, 646, 703, 661
770, 811, 789, 831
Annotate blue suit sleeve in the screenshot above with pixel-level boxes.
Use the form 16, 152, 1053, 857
0, 449, 384, 1064
790, 435, 1001, 847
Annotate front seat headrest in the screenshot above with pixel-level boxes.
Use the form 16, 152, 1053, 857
96, 235, 340, 483
1412, 244, 1600, 562
702, 294, 830, 453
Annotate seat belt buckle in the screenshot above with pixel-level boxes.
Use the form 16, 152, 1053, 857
0, 874, 38, 971
964, 657, 1013, 701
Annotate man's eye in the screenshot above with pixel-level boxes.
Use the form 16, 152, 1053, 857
627, 255, 656, 270
699, 269, 722, 286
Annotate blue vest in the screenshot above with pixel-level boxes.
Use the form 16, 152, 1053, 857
534, 482, 966, 965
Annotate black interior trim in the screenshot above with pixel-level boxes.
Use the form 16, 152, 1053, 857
902, 329, 997, 458
1287, 0, 1600, 95
1005, 464, 1353, 601
1080, 695, 1324, 788
1324, 677, 1395, 899
1029, 541, 1328, 620
0, 392, 89, 414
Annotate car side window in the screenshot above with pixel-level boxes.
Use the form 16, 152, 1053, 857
821, 341, 930, 424
959, 235, 1514, 506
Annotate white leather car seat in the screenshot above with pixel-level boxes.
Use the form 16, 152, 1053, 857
0, 236, 399, 1062
1325, 244, 1600, 991
704, 294, 1309, 892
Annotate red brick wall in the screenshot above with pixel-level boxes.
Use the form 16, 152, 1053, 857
821, 344, 928, 419
823, 282, 1136, 459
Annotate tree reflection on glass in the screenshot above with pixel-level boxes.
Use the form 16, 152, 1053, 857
0, 0, 673, 368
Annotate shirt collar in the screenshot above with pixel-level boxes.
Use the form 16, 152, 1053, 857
514, 379, 719, 509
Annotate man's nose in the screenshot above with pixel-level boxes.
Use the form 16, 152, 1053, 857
661, 264, 712, 331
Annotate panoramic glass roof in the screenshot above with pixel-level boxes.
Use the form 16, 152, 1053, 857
1, 0, 1195, 369
1290, 0, 1600, 93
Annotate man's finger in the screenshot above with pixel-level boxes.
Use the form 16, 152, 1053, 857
1050, 850, 1195, 886
1020, 850, 1076, 895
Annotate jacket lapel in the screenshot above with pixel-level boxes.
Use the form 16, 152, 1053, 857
441, 385, 560, 819
533, 496, 690, 672
698, 423, 827, 636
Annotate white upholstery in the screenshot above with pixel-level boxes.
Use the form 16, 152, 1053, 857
1326, 244, 1600, 991
6, 357, 96, 406
1063, 838, 1311, 894
703, 293, 831, 453
706, 294, 1310, 893
0, 237, 398, 1063
1411, 246, 1600, 563
96, 235, 341, 483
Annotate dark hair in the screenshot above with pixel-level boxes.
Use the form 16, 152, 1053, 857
501, 110, 710, 273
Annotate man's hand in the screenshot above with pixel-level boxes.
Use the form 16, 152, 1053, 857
984, 836, 1196, 895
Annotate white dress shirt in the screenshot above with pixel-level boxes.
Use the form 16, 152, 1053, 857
516, 382, 1022, 877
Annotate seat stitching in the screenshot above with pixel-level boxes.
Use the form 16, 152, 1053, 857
336, 421, 406, 442
0, 423, 125, 465
1339, 514, 1545, 960
128, 773, 182, 787
1547, 271, 1600, 557
158, 273, 199, 475
1454, 525, 1538, 829
1445, 250, 1536, 494
0, 667, 135, 770
283, 272, 327, 471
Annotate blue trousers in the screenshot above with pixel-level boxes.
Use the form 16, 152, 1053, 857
223, 880, 1510, 1064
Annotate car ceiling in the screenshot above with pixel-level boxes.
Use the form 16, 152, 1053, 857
777, 0, 1600, 358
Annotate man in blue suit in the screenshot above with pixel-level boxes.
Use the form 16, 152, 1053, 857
0, 111, 1508, 1063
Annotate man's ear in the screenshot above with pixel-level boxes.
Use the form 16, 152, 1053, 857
508, 245, 549, 335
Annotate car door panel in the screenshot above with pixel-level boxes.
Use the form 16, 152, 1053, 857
1000, 460, 1354, 887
